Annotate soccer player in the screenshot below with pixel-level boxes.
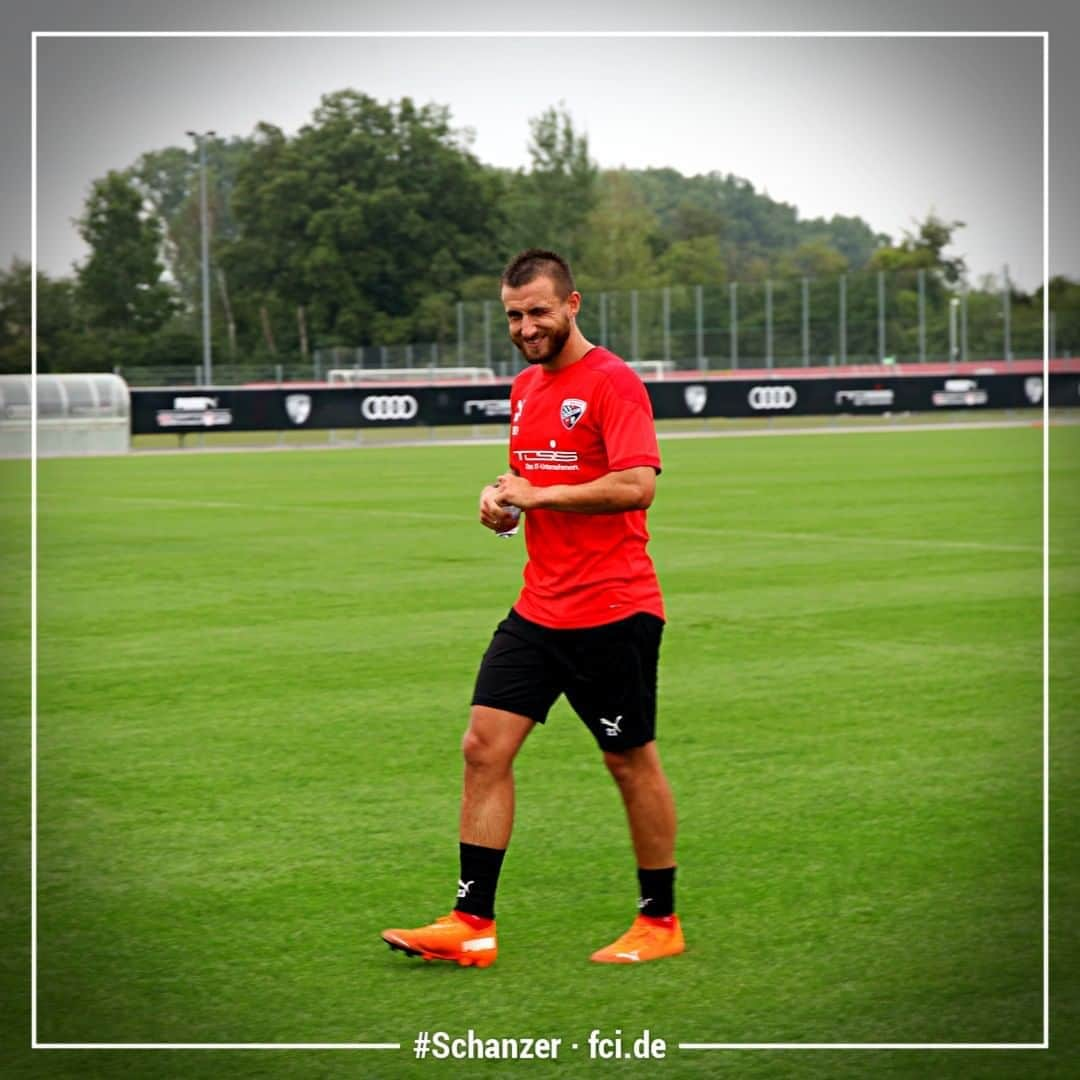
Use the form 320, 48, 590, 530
381, 249, 682, 967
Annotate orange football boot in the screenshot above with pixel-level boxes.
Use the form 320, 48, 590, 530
381, 911, 497, 968
590, 914, 684, 964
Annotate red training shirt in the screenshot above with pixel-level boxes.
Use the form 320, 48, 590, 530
507, 346, 664, 629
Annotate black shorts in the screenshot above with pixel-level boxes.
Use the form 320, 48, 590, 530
471, 608, 664, 752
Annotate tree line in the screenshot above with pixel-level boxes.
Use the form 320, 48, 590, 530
1, 90, 1075, 374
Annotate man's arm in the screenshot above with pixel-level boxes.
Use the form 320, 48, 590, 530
494, 466, 655, 515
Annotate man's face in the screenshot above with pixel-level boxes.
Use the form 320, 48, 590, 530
501, 275, 579, 365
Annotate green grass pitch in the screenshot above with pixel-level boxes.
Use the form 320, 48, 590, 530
2, 423, 1078, 1078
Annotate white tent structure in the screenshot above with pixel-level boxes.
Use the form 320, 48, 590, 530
0, 374, 130, 457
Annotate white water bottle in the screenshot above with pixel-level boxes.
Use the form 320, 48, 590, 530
496, 504, 521, 539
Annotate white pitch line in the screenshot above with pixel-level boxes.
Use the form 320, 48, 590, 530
62, 494, 466, 523
34, 1043, 400, 1051
653, 523, 1044, 556
678, 1043, 1048, 1051
39, 494, 1047, 557
657, 418, 1058, 441
116, 416, 1075, 458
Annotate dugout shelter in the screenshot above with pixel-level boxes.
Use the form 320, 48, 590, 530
0, 373, 131, 457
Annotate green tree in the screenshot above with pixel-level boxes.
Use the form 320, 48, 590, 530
670, 197, 727, 246
577, 170, 661, 291
133, 144, 199, 297
774, 238, 849, 280
860, 214, 968, 361
869, 212, 966, 284
656, 235, 728, 286
36, 273, 84, 373
134, 137, 251, 354
0, 259, 31, 373
76, 170, 175, 335
800, 214, 888, 270
1046, 276, 1080, 356
624, 168, 887, 280
223, 91, 504, 350
500, 103, 597, 262
0, 260, 104, 374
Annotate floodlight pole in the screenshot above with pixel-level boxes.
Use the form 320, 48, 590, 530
187, 130, 215, 386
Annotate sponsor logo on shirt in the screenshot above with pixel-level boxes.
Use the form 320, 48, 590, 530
512, 448, 580, 472
561, 398, 587, 429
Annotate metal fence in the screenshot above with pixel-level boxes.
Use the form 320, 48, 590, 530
464, 268, 1043, 372
114, 344, 455, 388
115, 266, 1055, 386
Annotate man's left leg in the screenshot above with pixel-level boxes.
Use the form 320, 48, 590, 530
590, 740, 684, 963
603, 741, 676, 868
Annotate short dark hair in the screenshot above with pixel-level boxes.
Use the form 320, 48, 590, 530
500, 248, 576, 298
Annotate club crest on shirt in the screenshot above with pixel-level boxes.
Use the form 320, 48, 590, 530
560, 398, 587, 430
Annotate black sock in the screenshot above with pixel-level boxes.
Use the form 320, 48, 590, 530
454, 842, 506, 920
636, 866, 676, 918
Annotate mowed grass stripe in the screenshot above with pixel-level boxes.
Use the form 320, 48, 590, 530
15, 425, 1066, 1072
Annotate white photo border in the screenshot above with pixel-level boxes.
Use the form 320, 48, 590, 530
27, 27, 1054, 1054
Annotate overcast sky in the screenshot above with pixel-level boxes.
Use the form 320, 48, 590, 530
5, 1, 1079, 294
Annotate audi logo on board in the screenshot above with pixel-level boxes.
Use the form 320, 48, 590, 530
361, 394, 419, 421
748, 385, 797, 410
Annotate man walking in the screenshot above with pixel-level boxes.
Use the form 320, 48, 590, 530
381, 249, 681, 966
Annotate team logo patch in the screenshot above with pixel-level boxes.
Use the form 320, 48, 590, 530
560, 398, 587, 430
285, 393, 312, 425
684, 385, 707, 415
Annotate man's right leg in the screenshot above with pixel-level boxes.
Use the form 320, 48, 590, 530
381, 706, 533, 967
460, 705, 535, 850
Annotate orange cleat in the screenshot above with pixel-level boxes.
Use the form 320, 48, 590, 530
381, 911, 497, 968
590, 914, 685, 964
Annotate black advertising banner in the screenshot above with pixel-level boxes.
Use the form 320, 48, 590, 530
130, 385, 517, 434
644, 372, 1057, 419
130, 373, 1074, 435
1049, 373, 1080, 407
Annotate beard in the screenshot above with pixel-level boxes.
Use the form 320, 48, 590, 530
514, 319, 571, 364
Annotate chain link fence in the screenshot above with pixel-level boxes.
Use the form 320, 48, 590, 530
115, 267, 1055, 386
